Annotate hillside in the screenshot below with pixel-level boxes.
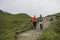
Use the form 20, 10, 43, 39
0, 10, 32, 40
37, 13, 60, 40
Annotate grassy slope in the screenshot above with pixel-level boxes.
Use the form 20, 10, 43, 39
0, 10, 32, 40
37, 13, 60, 40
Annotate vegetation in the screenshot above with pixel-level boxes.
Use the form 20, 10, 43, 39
0, 10, 32, 40
49, 17, 53, 21
37, 13, 60, 40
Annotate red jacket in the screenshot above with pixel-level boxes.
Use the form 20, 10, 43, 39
32, 16, 37, 22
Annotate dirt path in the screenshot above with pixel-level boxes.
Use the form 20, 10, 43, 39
17, 19, 51, 40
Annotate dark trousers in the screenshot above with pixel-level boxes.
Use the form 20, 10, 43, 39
40, 24, 43, 30
33, 22, 36, 30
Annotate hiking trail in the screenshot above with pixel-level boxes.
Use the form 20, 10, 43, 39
17, 18, 51, 40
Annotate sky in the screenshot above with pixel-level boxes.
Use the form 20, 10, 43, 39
0, 0, 60, 17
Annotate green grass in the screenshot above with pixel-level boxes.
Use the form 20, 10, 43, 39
0, 10, 32, 40
37, 13, 60, 40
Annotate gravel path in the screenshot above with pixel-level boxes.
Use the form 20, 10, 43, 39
17, 19, 51, 40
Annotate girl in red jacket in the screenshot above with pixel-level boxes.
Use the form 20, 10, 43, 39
32, 15, 37, 30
